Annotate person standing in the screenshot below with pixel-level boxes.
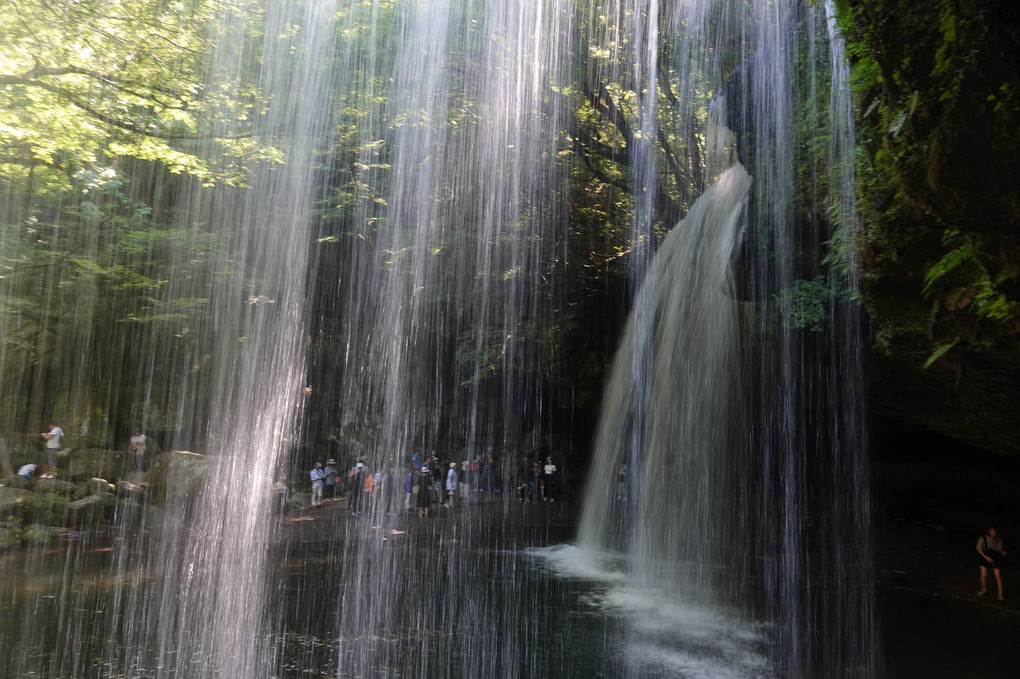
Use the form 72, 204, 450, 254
470, 453, 482, 491
272, 474, 288, 515
388, 467, 401, 514
543, 456, 557, 501
40, 422, 64, 478
445, 463, 458, 508
130, 429, 147, 472
324, 459, 338, 499
310, 463, 325, 507
362, 469, 375, 512
483, 447, 497, 492
416, 464, 432, 517
348, 461, 366, 514
977, 526, 1007, 600
404, 465, 415, 512
459, 461, 471, 503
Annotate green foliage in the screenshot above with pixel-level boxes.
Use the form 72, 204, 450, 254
18, 491, 69, 525
0, 0, 283, 185
922, 341, 957, 370
775, 277, 830, 333
833, 0, 1020, 377
922, 231, 973, 296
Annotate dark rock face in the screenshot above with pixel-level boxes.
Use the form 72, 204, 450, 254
144, 451, 206, 503
63, 495, 108, 527
836, 0, 1020, 454
64, 449, 126, 483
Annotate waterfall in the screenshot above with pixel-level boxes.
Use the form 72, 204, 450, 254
573, 1, 876, 677
0, 0, 875, 677
577, 161, 750, 592
104, 0, 338, 676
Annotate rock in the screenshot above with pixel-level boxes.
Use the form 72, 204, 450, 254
142, 505, 165, 528
63, 448, 126, 484
289, 491, 312, 509
110, 501, 165, 531
35, 478, 75, 494
116, 480, 147, 501
0, 487, 31, 515
122, 470, 147, 485
0, 525, 20, 548
87, 477, 115, 495
145, 451, 207, 504
3, 476, 34, 491
63, 495, 108, 527
21, 524, 60, 545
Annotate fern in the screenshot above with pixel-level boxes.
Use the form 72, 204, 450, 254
922, 341, 957, 369
922, 232, 972, 296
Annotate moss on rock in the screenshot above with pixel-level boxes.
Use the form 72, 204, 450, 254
836, 0, 1020, 455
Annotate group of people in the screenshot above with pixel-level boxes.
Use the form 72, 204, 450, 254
304, 459, 403, 515
15, 422, 65, 481
288, 449, 559, 518
516, 457, 557, 502
403, 453, 465, 517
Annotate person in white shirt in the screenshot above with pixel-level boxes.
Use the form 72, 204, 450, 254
310, 463, 325, 506
130, 429, 147, 471
543, 457, 557, 501
445, 463, 458, 508
17, 463, 38, 480
40, 422, 64, 478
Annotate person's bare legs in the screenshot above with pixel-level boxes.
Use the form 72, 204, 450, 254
980, 566, 990, 594
994, 568, 1004, 597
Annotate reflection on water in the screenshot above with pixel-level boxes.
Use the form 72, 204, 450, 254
1, 504, 628, 679
2, 514, 779, 679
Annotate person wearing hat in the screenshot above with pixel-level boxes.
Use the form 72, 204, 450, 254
324, 459, 338, 499
310, 462, 325, 507
348, 461, 366, 515
416, 463, 432, 517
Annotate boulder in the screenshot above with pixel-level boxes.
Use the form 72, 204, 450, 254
107, 500, 161, 530
21, 523, 61, 545
288, 492, 312, 509
36, 478, 75, 495
63, 448, 126, 484
116, 480, 148, 502
0, 525, 20, 548
141, 505, 165, 528
63, 495, 109, 527
3, 476, 34, 491
0, 487, 31, 515
145, 451, 207, 504
87, 477, 115, 495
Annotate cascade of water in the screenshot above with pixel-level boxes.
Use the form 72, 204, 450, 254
574, 0, 876, 676
104, 0, 337, 676
318, 1, 573, 676
578, 160, 750, 588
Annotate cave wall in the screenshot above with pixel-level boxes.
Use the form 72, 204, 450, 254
834, 0, 1020, 454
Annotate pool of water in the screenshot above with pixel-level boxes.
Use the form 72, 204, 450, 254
0, 501, 773, 679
